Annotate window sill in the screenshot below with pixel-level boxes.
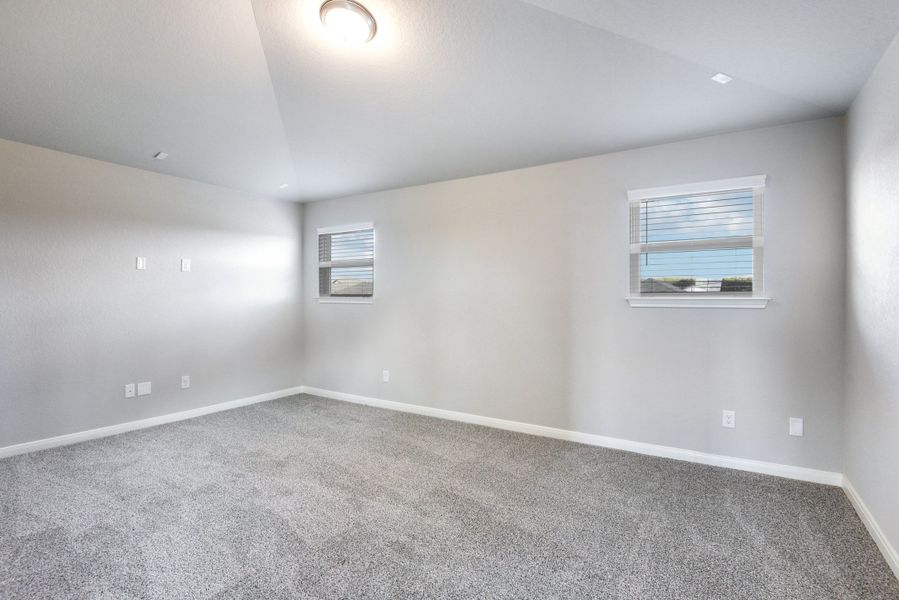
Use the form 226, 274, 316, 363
626, 296, 772, 309
315, 297, 374, 304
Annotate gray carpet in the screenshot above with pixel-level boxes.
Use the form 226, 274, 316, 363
1, 394, 897, 600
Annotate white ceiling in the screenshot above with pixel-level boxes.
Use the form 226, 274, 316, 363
1, 0, 898, 201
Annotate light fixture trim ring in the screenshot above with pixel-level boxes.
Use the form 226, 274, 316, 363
320, 0, 377, 43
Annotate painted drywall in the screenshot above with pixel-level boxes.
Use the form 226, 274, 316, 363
0, 139, 303, 447
845, 33, 899, 560
303, 117, 846, 472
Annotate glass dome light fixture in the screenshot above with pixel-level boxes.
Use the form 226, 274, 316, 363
320, 0, 377, 45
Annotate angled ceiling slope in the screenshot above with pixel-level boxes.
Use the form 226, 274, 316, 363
1, 0, 898, 202
518, 0, 899, 111
0, 0, 297, 199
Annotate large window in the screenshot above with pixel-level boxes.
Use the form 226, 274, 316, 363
318, 223, 374, 298
628, 176, 767, 307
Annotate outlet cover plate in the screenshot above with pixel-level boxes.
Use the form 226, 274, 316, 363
722, 410, 736, 428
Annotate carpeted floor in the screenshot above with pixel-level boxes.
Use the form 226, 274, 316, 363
1, 394, 897, 599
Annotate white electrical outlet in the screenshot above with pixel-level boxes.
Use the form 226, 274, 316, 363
136, 256, 147, 270
722, 410, 736, 428
124, 383, 136, 399
181, 375, 190, 389
181, 258, 191, 272
789, 417, 804, 437
137, 381, 152, 396
382, 370, 390, 383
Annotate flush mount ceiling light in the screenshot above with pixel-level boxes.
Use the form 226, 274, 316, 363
279, 183, 289, 189
711, 72, 733, 85
320, 0, 377, 45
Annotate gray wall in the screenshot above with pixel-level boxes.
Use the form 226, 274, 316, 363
0, 139, 303, 447
303, 117, 847, 472
845, 34, 899, 555
1, 118, 852, 477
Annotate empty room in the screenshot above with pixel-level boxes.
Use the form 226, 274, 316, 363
2, 1, 899, 598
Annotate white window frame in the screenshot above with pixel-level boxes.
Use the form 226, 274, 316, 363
626, 176, 771, 309
316, 222, 375, 304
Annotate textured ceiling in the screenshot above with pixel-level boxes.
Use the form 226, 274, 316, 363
0, 0, 297, 199
518, 0, 899, 111
1, 0, 898, 201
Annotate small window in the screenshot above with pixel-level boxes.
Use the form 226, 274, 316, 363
318, 224, 374, 298
628, 176, 766, 301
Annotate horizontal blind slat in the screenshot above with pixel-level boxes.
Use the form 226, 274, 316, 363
642, 210, 754, 224
637, 190, 754, 209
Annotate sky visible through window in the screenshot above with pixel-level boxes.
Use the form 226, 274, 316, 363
639, 191, 753, 292
320, 229, 374, 296
327, 230, 374, 260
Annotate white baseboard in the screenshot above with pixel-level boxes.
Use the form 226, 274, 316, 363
0, 386, 303, 459
843, 478, 899, 580
299, 386, 843, 487
0, 384, 845, 488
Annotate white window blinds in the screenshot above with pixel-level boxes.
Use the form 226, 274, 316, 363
318, 224, 374, 297
628, 176, 765, 296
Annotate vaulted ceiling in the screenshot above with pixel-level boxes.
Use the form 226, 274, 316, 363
2, 0, 898, 201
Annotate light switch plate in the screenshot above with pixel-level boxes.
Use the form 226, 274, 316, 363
382, 370, 390, 383
789, 417, 804, 437
124, 383, 136, 399
136, 256, 147, 270
181, 258, 191, 272
181, 375, 190, 389
137, 381, 152, 396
